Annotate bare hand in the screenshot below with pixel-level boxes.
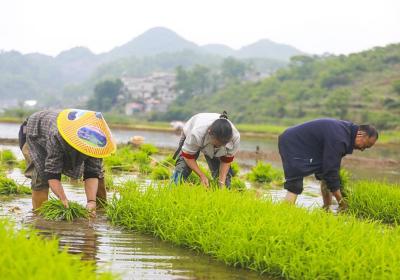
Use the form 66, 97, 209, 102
200, 175, 209, 187
61, 198, 69, 208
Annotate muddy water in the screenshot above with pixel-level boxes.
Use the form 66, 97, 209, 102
2, 122, 399, 183
1, 168, 271, 280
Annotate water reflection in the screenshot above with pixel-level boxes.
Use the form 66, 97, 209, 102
0, 169, 271, 280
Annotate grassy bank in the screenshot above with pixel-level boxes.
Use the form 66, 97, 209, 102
0, 219, 114, 280
107, 183, 400, 279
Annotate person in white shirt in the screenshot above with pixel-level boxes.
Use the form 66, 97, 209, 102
171, 111, 240, 187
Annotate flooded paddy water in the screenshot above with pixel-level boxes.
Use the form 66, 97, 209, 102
0, 122, 399, 279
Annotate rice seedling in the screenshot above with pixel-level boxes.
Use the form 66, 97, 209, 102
18, 159, 26, 171
0, 219, 114, 280
0, 175, 31, 195
38, 198, 89, 221
151, 166, 170, 180
139, 143, 158, 155
246, 161, 283, 185
107, 182, 400, 279
156, 154, 176, 168
346, 180, 400, 224
230, 177, 246, 191
0, 149, 16, 165
230, 161, 240, 177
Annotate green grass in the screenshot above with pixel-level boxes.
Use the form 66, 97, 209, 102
346, 180, 400, 224
107, 182, 400, 279
230, 177, 246, 191
0, 219, 114, 280
0, 175, 31, 195
139, 143, 158, 155
38, 198, 89, 221
0, 149, 17, 165
104, 146, 151, 172
236, 123, 286, 136
230, 161, 240, 177
151, 166, 170, 180
246, 161, 283, 185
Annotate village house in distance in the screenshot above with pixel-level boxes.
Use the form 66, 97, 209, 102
122, 72, 177, 115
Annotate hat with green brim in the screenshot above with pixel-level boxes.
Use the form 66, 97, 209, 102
57, 109, 116, 158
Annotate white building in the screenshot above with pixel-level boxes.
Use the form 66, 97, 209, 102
121, 72, 177, 113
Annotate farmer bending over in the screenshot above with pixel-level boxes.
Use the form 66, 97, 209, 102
278, 118, 378, 211
19, 109, 116, 214
172, 112, 240, 187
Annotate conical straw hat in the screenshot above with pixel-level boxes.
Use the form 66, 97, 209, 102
57, 109, 116, 158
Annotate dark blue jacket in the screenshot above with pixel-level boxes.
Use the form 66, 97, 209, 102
278, 118, 358, 190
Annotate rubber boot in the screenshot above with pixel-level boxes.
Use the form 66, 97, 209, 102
32, 189, 49, 210
96, 177, 107, 207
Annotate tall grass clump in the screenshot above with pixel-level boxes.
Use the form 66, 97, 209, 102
38, 198, 89, 221
104, 146, 151, 173
230, 177, 246, 191
107, 183, 400, 279
0, 175, 31, 195
0, 219, 114, 280
346, 180, 400, 224
139, 143, 158, 155
151, 166, 170, 180
230, 162, 240, 177
246, 162, 283, 185
0, 149, 17, 165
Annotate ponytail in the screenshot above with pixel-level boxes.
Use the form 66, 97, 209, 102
220, 110, 228, 119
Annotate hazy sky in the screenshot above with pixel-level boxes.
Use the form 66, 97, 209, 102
1, 0, 399, 56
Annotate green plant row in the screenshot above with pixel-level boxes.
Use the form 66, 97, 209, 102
0, 219, 114, 280
345, 180, 400, 224
107, 183, 400, 279
38, 198, 89, 221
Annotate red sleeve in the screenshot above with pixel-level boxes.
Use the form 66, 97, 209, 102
181, 151, 197, 159
220, 156, 234, 163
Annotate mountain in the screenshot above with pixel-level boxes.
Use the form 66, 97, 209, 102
201, 44, 235, 56
163, 43, 400, 129
237, 39, 304, 61
0, 26, 302, 104
105, 27, 200, 60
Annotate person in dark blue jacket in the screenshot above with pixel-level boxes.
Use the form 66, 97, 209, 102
278, 118, 378, 210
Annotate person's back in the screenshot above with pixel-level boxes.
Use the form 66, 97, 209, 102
278, 118, 378, 210
279, 118, 358, 161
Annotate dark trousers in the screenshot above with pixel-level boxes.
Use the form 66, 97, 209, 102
172, 152, 233, 186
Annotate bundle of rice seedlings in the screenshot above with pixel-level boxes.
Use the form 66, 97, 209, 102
38, 198, 89, 221
0, 176, 31, 195
246, 162, 283, 185
151, 166, 170, 180
230, 177, 246, 191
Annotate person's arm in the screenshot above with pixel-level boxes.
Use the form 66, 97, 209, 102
48, 179, 68, 208
218, 160, 231, 188
45, 134, 68, 207
183, 156, 209, 187
83, 157, 102, 213
181, 133, 209, 187
322, 141, 347, 209
84, 178, 98, 214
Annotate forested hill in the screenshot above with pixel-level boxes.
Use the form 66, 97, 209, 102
164, 44, 400, 129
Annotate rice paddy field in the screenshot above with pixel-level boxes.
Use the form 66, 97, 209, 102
1, 137, 400, 279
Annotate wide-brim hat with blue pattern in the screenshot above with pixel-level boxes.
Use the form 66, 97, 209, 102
57, 109, 116, 158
